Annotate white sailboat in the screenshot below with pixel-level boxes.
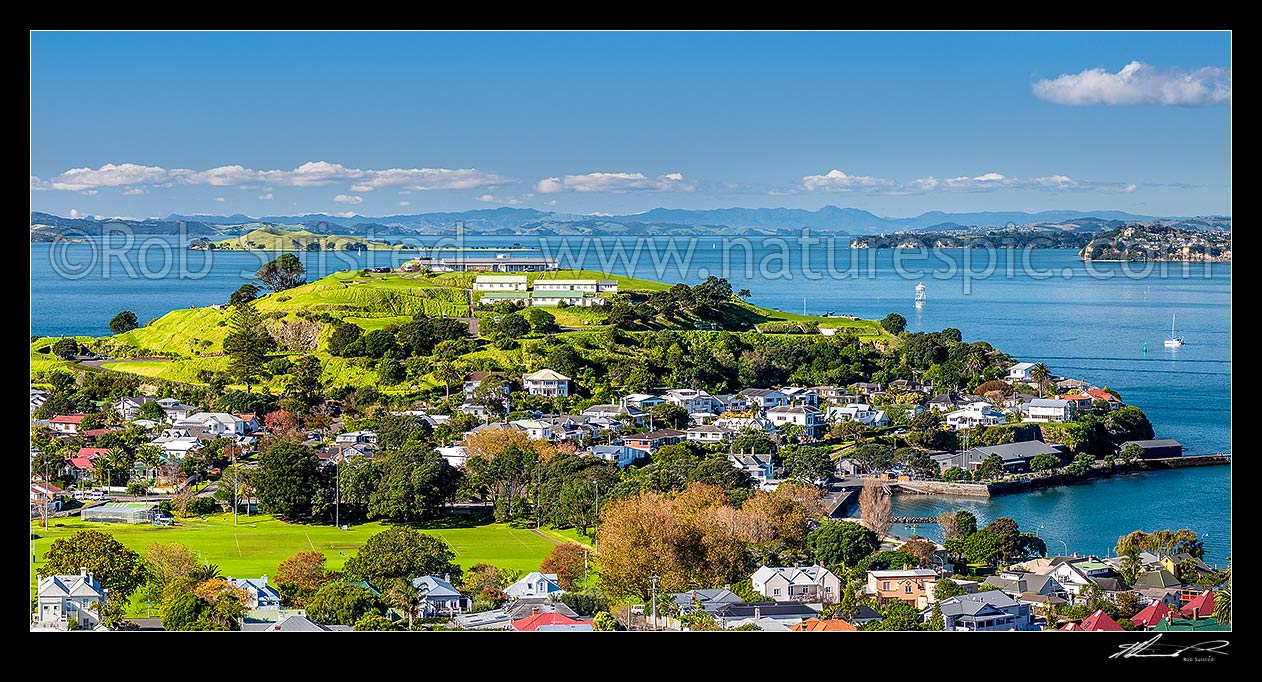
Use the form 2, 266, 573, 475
1164, 314, 1184, 348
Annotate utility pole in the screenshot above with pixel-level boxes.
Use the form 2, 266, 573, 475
335, 455, 340, 529
592, 479, 600, 555
650, 575, 660, 631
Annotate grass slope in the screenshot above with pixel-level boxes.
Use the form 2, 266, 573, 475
206, 227, 394, 251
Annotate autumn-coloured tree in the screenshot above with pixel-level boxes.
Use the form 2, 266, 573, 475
541, 543, 587, 590
144, 542, 201, 603
264, 409, 301, 438
461, 427, 560, 519
859, 478, 893, 540
275, 551, 333, 608
898, 538, 938, 568
193, 578, 251, 626
459, 563, 520, 610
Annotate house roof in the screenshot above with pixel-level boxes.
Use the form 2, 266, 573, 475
504, 572, 563, 596
1132, 569, 1183, 589
1180, 590, 1215, 618
687, 425, 734, 434
670, 588, 744, 611
38, 572, 104, 599
1123, 439, 1183, 449
1028, 398, 1071, 408
626, 428, 686, 440
790, 617, 857, 631
50, 414, 86, 424
523, 369, 570, 382
412, 575, 462, 599
1151, 617, 1229, 631
964, 440, 1061, 462
1131, 601, 1173, 628
242, 614, 351, 632
767, 405, 820, 414
1065, 609, 1124, 631
510, 611, 584, 631
933, 591, 1020, 618
77, 448, 111, 459
504, 599, 580, 620
1084, 389, 1119, 402
739, 388, 783, 397
535, 279, 597, 285
1009, 362, 1036, 372
715, 602, 818, 618
869, 569, 937, 579
474, 274, 528, 282
68, 457, 94, 470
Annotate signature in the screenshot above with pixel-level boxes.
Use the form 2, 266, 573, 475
1111, 634, 1230, 660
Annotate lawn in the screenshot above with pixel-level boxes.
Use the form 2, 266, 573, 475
30, 514, 562, 588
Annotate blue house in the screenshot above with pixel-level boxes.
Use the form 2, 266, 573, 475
229, 575, 283, 610
412, 575, 470, 618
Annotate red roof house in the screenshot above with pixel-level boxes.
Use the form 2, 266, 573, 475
79, 428, 112, 438
1061, 609, 1124, 631
789, 617, 858, 631
1180, 590, 1215, 619
510, 611, 585, 631
50, 414, 86, 424
1085, 389, 1121, 404
76, 448, 110, 460
68, 457, 95, 471
1131, 601, 1172, 628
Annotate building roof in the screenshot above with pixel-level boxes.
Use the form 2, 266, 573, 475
766, 405, 820, 414
1028, 398, 1071, 408
1131, 601, 1173, 628
625, 428, 686, 440
739, 388, 783, 397
1180, 590, 1216, 618
670, 588, 744, 612
933, 591, 1020, 618
715, 602, 819, 619
1132, 569, 1183, 589
964, 440, 1061, 462
479, 291, 531, 298
1009, 362, 1036, 372
510, 611, 584, 631
1064, 609, 1124, 631
38, 571, 105, 599
752, 564, 836, 587
687, 425, 734, 434
466, 370, 506, 382
534, 279, 597, 285
242, 614, 351, 632
412, 575, 462, 599
869, 569, 937, 579
1151, 617, 1230, 631
523, 368, 570, 382
1122, 439, 1184, 449
50, 414, 86, 424
474, 274, 528, 282
790, 617, 857, 631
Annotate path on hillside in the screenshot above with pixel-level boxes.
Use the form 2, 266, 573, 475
528, 528, 560, 545
76, 356, 173, 370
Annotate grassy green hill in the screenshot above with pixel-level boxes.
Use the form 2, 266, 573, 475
197, 227, 396, 251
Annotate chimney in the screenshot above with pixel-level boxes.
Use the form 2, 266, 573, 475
444, 573, 451, 583
532, 606, 540, 616
1192, 607, 1199, 620
80, 567, 88, 576
904, 563, 910, 571
724, 584, 731, 591
754, 607, 761, 620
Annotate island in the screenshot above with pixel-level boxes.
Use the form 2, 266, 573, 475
1078, 224, 1231, 262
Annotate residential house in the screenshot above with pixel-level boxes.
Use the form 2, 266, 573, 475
1007, 362, 1037, 382
686, 424, 734, 444
1180, 590, 1216, 620
621, 393, 665, 409
1025, 398, 1074, 423
622, 428, 686, 455
176, 412, 248, 437
1120, 439, 1184, 459
437, 445, 469, 469
714, 414, 778, 433
155, 398, 195, 422
455, 599, 580, 630
113, 396, 155, 421
728, 452, 775, 484
927, 394, 961, 413
472, 274, 528, 291
479, 291, 532, 305
944, 402, 1007, 430
713, 602, 819, 629
1083, 388, 1124, 409
1149, 617, 1230, 632
586, 444, 642, 468
849, 604, 883, 627
739, 388, 790, 412
1131, 568, 1184, 592
228, 576, 282, 610
34, 568, 105, 630
30, 482, 64, 514
31, 389, 48, 413
318, 443, 373, 466
531, 292, 596, 307
825, 403, 889, 427
866, 569, 939, 609
934, 440, 1065, 475
1060, 609, 1124, 631
924, 591, 1034, 631
766, 405, 826, 438
335, 430, 379, 446
464, 370, 509, 401
48, 414, 85, 435
789, 617, 857, 631
1049, 558, 1126, 599
234, 413, 261, 433
510, 419, 552, 441
1131, 601, 1174, 629
510, 611, 589, 631
662, 388, 720, 415
811, 385, 850, 402
780, 387, 819, 407
671, 588, 744, 615
581, 403, 646, 425
750, 564, 842, 604
522, 369, 570, 397
983, 571, 1064, 603
504, 572, 564, 599
412, 575, 471, 618
241, 615, 352, 632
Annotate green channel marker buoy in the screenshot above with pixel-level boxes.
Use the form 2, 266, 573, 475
1142, 343, 1148, 354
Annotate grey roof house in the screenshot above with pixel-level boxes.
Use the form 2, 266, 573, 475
923, 591, 1035, 631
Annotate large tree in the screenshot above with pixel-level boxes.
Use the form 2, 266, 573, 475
306, 581, 384, 626
341, 527, 462, 586
109, 310, 139, 334
223, 301, 276, 389
807, 520, 880, 568
540, 542, 587, 590
42, 530, 147, 625
274, 551, 333, 608
254, 439, 319, 521
367, 445, 462, 522
255, 253, 307, 292
859, 478, 892, 540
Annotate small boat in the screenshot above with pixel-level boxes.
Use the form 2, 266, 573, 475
1163, 314, 1184, 348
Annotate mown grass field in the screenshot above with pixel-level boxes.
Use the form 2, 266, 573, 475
30, 514, 564, 585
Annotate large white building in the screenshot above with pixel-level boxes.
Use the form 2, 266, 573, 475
766, 405, 826, 438
473, 275, 529, 291
35, 568, 105, 630
750, 564, 843, 603
523, 369, 571, 397
1025, 398, 1074, 423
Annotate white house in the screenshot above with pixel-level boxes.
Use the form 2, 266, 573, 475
472, 274, 528, 291
766, 405, 826, 438
437, 445, 469, 468
155, 397, 196, 422
825, 403, 889, 426
113, 396, 155, 421
149, 428, 201, 459
228, 576, 282, 610
686, 424, 734, 444
622, 393, 665, 409
1007, 362, 1037, 382
779, 387, 819, 406
728, 452, 775, 483
1025, 398, 1074, 423
530, 292, 590, 307
479, 291, 532, 306
944, 402, 1007, 430
523, 369, 570, 397
750, 564, 843, 603
661, 388, 720, 415
923, 592, 1034, 631
48, 414, 85, 435
714, 414, 778, 433
510, 419, 552, 440
739, 388, 790, 412
176, 412, 248, 437
587, 444, 641, 467
504, 572, 565, 599
532, 279, 599, 292
31, 389, 48, 413
35, 568, 105, 630
335, 430, 379, 446
581, 403, 646, 425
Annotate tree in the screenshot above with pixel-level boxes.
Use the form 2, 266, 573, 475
137, 400, 167, 423
42, 530, 147, 625
377, 354, 405, 385
491, 312, 530, 346
974, 453, 1004, 480
939, 510, 977, 542
326, 323, 362, 357
1029, 453, 1061, 471
933, 576, 966, 600
109, 311, 139, 334
275, 551, 332, 608
144, 542, 201, 603
962, 530, 1001, 566
341, 527, 462, 586
228, 283, 260, 306
940, 466, 967, 482
255, 253, 306, 292
1213, 579, 1231, 625
925, 602, 945, 631
1121, 442, 1145, 462
898, 538, 939, 568
808, 520, 879, 568
459, 563, 519, 610
985, 517, 1023, 565
859, 478, 892, 540
306, 581, 384, 626
593, 611, 618, 631
264, 409, 301, 438
524, 307, 560, 334
354, 613, 401, 631
649, 403, 690, 430
192, 578, 250, 629
285, 355, 324, 414
367, 445, 461, 522
254, 439, 319, 520
783, 446, 835, 483
223, 301, 275, 389
375, 413, 434, 449
1029, 363, 1052, 397
867, 600, 923, 631
52, 337, 80, 359
432, 363, 462, 400
880, 313, 907, 335
540, 543, 587, 590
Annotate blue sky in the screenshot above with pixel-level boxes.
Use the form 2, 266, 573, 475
30, 31, 1231, 219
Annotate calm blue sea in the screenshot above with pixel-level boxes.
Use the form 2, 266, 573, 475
29, 234, 1231, 561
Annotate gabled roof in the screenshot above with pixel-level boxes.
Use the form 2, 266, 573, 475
412, 575, 462, 599
1066, 609, 1123, 631
50, 414, 85, 424
625, 428, 686, 440
933, 591, 1020, 618
77, 447, 111, 459
523, 369, 570, 382
1131, 601, 1172, 628
715, 602, 818, 618
869, 569, 937, 579
1132, 569, 1183, 589
767, 405, 820, 414
1180, 590, 1215, 618
510, 611, 584, 631
790, 617, 857, 631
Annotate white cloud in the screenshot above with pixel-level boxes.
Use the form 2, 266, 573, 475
122, 187, 147, 196
257, 192, 274, 200
399, 201, 411, 207
1032, 61, 1231, 106
334, 194, 364, 205
801, 169, 897, 192
214, 197, 226, 203
81, 189, 99, 196
68, 208, 80, 218
478, 194, 496, 202
534, 171, 694, 193
546, 199, 557, 206
39, 160, 516, 193
332, 211, 357, 218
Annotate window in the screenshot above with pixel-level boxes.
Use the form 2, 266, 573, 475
883, 582, 891, 591
905, 584, 913, 594
773, 588, 781, 596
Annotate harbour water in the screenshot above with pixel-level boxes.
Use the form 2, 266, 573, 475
30, 234, 1231, 560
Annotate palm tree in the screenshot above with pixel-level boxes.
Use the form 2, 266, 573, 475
1029, 363, 1052, 397
382, 578, 417, 630
1212, 566, 1231, 625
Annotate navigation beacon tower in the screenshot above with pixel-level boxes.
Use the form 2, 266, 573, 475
914, 282, 926, 308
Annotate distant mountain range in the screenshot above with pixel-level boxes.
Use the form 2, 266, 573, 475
31, 206, 1229, 241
